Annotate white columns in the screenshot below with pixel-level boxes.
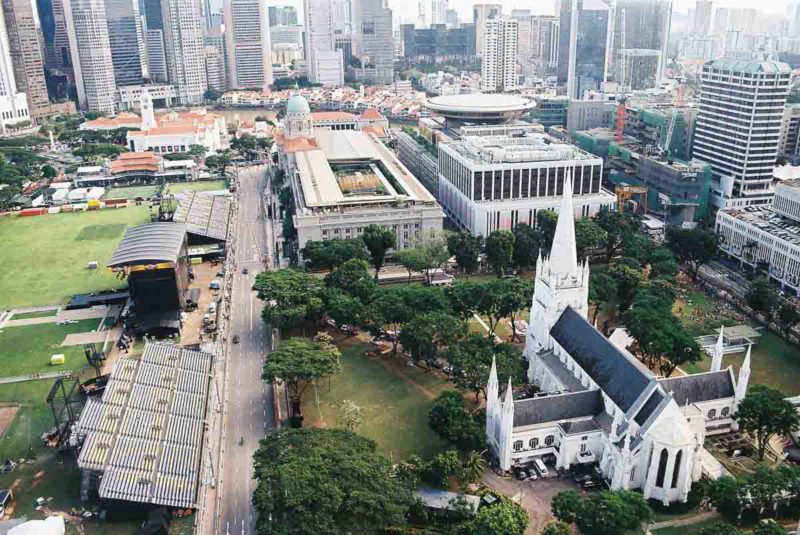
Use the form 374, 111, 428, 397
680, 447, 693, 502
661, 449, 678, 506
643, 444, 660, 500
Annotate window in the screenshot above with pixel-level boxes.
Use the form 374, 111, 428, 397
513, 440, 523, 452
655, 448, 669, 488
581, 436, 588, 441
708, 409, 717, 419
721, 407, 730, 417
580, 443, 587, 453
544, 435, 554, 446
529, 438, 539, 448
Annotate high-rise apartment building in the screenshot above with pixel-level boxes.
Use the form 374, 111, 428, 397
692, 0, 712, 35
146, 29, 168, 82
473, 3, 501, 57
0, 1, 30, 132
305, 0, 341, 84
350, 0, 393, 84
692, 58, 791, 209
1, 0, 50, 121
511, 9, 532, 62
480, 18, 517, 93
161, 0, 207, 104
267, 5, 297, 26
559, 0, 611, 99
105, 0, 146, 86
224, 0, 272, 90
612, 0, 671, 83
63, 0, 117, 113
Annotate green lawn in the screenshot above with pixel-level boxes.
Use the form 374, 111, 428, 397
167, 180, 227, 194
102, 185, 158, 200
11, 309, 58, 319
301, 343, 453, 459
0, 319, 101, 378
0, 207, 150, 309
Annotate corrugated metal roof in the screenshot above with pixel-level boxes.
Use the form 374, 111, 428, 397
75, 342, 213, 508
173, 191, 231, 242
107, 223, 187, 268
705, 58, 791, 74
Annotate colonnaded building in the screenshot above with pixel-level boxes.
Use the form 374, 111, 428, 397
275, 94, 443, 254
487, 174, 750, 504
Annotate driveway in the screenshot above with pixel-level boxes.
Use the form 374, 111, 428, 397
483, 470, 579, 534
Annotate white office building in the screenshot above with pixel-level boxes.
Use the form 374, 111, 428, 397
224, 0, 272, 90
481, 18, 517, 93
473, 3, 501, 57
270, 24, 303, 47
351, 0, 393, 85
692, 58, 791, 209
437, 123, 615, 235
161, 0, 207, 105
63, 0, 117, 114
431, 0, 447, 25
146, 29, 168, 83
0, 0, 29, 133
305, 0, 342, 85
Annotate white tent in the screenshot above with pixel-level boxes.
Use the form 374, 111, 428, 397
8, 516, 65, 535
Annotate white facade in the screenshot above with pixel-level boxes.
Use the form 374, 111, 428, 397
779, 104, 800, 158
223, 0, 272, 91
692, 58, 791, 209
487, 180, 748, 504
63, 0, 117, 114
437, 123, 615, 236
0, 0, 29, 132
473, 3, 502, 58
431, 0, 447, 25
270, 24, 303, 47
304, 0, 338, 85
480, 18, 517, 93
350, 0, 393, 85
117, 84, 176, 110
146, 29, 168, 83
161, 0, 207, 105
205, 46, 227, 91
315, 50, 344, 87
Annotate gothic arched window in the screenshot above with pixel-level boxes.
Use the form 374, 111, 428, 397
671, 450, 683, 489
545, 435, 554, 446
708, 409, 717, 420
529, 438, 539, 449
655, 448, 669, 488
721, 407, 730, 417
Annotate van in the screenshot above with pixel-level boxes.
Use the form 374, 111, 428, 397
533, 458, 549, 478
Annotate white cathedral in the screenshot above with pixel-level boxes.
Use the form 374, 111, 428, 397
486, 175, 750, 504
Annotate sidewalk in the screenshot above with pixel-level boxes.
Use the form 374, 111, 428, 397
648, 511, 720, 531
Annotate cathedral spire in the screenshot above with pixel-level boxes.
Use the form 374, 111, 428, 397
548, 170, 578, 274
736, 344, 751, 402
711, 326, 724, 372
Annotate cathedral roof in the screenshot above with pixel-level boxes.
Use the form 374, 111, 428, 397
513, 389, 603, 428
659, 370, 735, 406
550, 307, 653, 412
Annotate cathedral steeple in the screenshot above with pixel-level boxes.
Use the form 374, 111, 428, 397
548, 170, 578, 275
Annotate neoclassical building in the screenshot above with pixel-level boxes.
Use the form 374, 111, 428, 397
486, 174, 750, 504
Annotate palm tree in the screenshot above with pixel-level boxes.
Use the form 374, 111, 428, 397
462, 451, 487, 485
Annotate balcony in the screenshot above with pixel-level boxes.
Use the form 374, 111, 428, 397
577, 450, 596, 464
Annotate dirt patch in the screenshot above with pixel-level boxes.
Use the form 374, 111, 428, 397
0, 405, 19, 437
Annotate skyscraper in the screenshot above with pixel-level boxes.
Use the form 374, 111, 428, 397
532, 15, 559, 67
480, 18, 517, 92
331, 0, 351, 32
1, 0, 51, 121
473, 4, 501, 57
105, 0, 146, 86
146, 29, 167, 82
0, 0, 30, 132
612, 0, 671, 84
692, 58, 791, 209
511, 9, 532, 62
304, 0, 341, 84
692, 0, 712, 35
161, 0, 207, 104
558, 0, 611, 99
351, 0, 393, 84
267, 5, 297, 26
63, 0, 117, 113
431, 0, 447, 25
224, 0, 273, 91
37, 0, 72, 75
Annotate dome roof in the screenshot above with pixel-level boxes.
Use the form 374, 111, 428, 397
286, 94, 310, 114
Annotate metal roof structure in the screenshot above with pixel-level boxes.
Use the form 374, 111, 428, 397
75, 342, 213, 509
173, 191, 231, 241
107, 223, 187, 268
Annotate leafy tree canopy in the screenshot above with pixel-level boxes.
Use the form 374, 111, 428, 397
736, 384, 800, 460
458, 496, 528, 535
428, 391, 485, 451
448, 334, 524, 400
253, 269, 324, 329
485, 230, 515, 277
302, 238, 369, 271
448, 231, 484, 276
361, 224, 396, 279
665, 225, 717, 281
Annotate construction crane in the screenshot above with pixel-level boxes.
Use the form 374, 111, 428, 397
615, 184, 648, 214
660, 83, 685, 155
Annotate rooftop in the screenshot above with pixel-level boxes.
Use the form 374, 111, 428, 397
425, 93, 535, 114
705, 58, 792, 74
75, 342, 213, 508
108, 223, 186, 268
173, 191, 232, 241
718, 205, 800, 247
445, 131, 595, 165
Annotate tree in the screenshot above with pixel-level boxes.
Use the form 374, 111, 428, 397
253, 269, 324, 330
485, 230, 515, 277
41, 164, 57, 179
752, 520, 788, 535
512, 223, 539, 270
595, 208, 638, 262
263, 334, 341, 418
735, 384, 800, 460
747, 277, 779, 320
323, 289, 366, 327
338, 399, 364, 431
495, 278, 534, 341
536, 210, 558, 252
361, 224, 396, 279
301, 238, 369, 271
324, 258, 376, 303
448, 231, 484, 277
541, 521, 573, 535
665, 226, 717, 281
252, 428, 411, 535
428, 391, 485, 451
395, 232, 450, 284
462, 451, 487, 484
574, 490, 652, 535
697, 523, 744, 535
424, 449, 463, 487
707, 476, 741, 519
778, 302, 800, 336
608, 263, 644, 312
205, 149, 232, 177
399, 312, 466, 368
448, 334, 524, 400
458, 497, 528, 535
575, 218, 607, 259
588, 272, 617, 323
73, 142, 126, 158
551, 490, 582, 524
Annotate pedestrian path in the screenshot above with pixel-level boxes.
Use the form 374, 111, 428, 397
0, 370, 74, 384
648, 511, 719, 531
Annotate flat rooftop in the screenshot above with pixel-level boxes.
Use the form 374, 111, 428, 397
444, 131, 597, 165
294, 129, 436, 209
719, 205, 800, 246
173, 191, 231, 241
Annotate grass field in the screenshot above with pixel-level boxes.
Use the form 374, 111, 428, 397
301, 342, 453, 459
102, 185, 158, 200
167, 180, 226, 194
0, 207, 150, 309
10, 309, 58, 319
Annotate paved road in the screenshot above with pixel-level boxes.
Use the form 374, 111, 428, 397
218, 165, 275, 535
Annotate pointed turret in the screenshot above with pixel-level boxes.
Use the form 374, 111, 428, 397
486, 356, 499, 433
548, 170, 578, 275
736, 344, 752, 402
710, 326, 724, 372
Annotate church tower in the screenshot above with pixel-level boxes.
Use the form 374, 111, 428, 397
524, 171, 590, 358
140, 89, 156, 131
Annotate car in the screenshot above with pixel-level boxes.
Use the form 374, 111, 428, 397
232, 334, 240, 344
242, 267, 249, 274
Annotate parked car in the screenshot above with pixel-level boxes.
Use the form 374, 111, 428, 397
232, 334, 240, 344
533, 458, 549, 478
